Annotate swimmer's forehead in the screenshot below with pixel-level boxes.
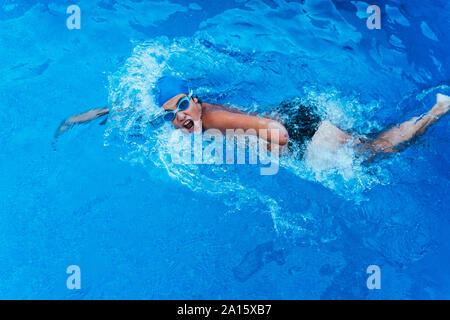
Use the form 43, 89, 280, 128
161, 93, 187, 111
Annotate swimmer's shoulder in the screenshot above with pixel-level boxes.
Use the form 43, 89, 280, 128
201, 103, 256, 132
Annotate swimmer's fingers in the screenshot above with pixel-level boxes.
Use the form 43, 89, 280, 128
54, 120, 74, 138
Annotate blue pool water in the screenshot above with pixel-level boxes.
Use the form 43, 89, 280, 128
0, 0, 449, 299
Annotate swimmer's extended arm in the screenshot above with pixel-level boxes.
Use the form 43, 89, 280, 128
55, 107, 110, 137
202, 110, 289, 146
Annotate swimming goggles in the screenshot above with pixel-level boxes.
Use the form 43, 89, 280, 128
148, 91, 193, 127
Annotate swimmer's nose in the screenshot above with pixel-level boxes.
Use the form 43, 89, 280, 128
176, 111, 187, 121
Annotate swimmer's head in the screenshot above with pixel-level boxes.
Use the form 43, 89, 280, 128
155, 76, 202, 133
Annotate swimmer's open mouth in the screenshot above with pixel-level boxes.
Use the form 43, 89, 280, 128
183, 119, 194, 129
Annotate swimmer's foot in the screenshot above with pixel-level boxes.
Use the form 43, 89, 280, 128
430, 93, 450, 118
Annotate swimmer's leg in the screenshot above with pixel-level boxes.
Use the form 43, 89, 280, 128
368, 94, 450, 154
55, 107, 110, 137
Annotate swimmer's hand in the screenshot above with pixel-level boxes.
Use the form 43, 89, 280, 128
55, 107, 110, 137
432, 93, 450, 118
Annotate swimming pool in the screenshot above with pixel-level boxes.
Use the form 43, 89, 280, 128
0, 0, 449, 299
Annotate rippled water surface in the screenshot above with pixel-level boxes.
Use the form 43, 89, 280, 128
0, 0, 449, 299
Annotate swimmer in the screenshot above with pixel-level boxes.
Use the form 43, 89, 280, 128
56, 76, 450, 160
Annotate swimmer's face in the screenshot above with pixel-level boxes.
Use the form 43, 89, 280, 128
162, 94, 201, 134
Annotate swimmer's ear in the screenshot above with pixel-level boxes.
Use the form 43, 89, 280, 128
193, 95, 202, 104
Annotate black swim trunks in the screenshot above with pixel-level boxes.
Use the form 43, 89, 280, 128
272, 98, 322, 156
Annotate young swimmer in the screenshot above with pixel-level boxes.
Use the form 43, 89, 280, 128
56, 76, 450, 159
